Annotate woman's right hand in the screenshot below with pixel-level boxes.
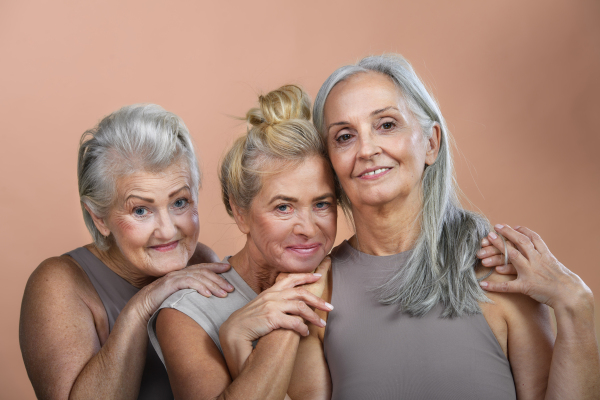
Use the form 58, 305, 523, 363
129, 262, 234, 324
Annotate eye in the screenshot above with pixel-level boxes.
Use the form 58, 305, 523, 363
173, 198, 188, 208
381, 121, 395, 130
276, 204, 291, 213
315, 202, 330, 210
133, 207, 148, 216
336, 133, 353, 143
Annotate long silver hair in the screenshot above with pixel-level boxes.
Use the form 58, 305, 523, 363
313, 54, 491, 317
78, 104, 201, 250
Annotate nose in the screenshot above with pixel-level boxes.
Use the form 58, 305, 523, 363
292, 210, 318, 238
357, 130, 380, 160
154, 210, 178, 240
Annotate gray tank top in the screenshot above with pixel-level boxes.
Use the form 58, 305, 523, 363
324, 241, 516, 400
148, 260, 257, 363
66, 247, 173, 400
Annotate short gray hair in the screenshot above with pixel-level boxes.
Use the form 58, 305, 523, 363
78, 104, 201, 250
314, 54, 491, 317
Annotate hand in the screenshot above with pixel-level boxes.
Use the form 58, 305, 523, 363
276, 256, 332, 298
477, 237, 517, 275
479, 224, 593, 309
129, 262, 234, 324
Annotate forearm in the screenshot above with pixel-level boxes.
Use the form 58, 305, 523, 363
221, 330, 301, 400
546, 297, 600, 400
69, 310, 149, 400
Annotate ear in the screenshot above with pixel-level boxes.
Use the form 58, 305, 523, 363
425, 123, 441, 166
84, 204, 111, 237
230, 200, 250, 235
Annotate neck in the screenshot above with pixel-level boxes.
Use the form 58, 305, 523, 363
86, 244, 157, 288
227, 239, 278, 295
349, 193, 422, 256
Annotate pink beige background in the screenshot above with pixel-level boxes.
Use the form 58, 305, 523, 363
2, 0, 599, 397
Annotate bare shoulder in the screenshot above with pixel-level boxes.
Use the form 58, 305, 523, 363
20, 253, 109, 399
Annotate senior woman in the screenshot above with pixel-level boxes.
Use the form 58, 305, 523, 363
19, 104, 237, 399
146, 85, 337, 400
301, 54, 600, 399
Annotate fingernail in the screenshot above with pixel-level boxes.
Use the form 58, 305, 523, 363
313, 273, 322, 277
320, 318, 327, 326
497, 265, 506, 272
477, 249, 486, 257
514, 226, 521, 229
325, 302, 334, 310
481, 238, 490, 246
204, 290, 212, 296
482, 258, 490, 265
494, 224, 504, 230
489, 232, 498, 240
226, 284, 234, 291
219, 290, 227, 296
480, 281, 488, 288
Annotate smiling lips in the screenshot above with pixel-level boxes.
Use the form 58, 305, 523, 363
287, 243, 322, 256
358, 167, 392, 179
149, 240, 179, 252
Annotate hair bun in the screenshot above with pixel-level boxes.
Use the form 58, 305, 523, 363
246, 85, 311, 128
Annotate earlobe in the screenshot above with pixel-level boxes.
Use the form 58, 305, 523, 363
84, 204, 111, 237
425, 123, 441, 166
230, 200, 250, 235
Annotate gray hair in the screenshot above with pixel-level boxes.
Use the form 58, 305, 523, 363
78, 104, 201, 250
313, 54, 491, 317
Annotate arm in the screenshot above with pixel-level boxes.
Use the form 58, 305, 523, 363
158, 266, 332, 400
480, 225, 600, 399
20, 252, 233, 400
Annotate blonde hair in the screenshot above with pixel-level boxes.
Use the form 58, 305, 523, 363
220, 85, 330, 216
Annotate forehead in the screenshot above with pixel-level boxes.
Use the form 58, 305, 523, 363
255, 156, 335, 201
115, 161, 193, 199
324, 72, 408, 118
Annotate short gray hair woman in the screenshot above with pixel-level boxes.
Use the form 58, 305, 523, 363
20, 104, 233, 399
308, 54, 599, 399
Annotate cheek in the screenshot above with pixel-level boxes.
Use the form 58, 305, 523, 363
112, 217, 151, 247
252, 218, 291, 250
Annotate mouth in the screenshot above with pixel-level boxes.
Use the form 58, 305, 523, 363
358, 167, 392, 179
286, 243, 322, 256
148, 240, 179, 252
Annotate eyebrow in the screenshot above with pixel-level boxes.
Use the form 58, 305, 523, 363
124, 185, 190, 203
326, 107, 399, 132
268, 193, 335, 205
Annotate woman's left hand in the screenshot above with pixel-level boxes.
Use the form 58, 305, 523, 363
479, 224, 593, 309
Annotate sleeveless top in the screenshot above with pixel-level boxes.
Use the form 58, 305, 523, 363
324, 241, 516, 400
66, 247, 174, 400
148, 260, 257, 363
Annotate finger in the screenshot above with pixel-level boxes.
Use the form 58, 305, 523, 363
494, 263, 517, 275
479, 279, 522, 293
197, 270, 234, 293
480, 254, 507, 268
188, 262, 231, 274
477, 245, 503, 259
514, 226, 550, 254
282, 288, 334, 312
271, 273, 322, 290
275, 315, 312, 337
487, 231, 529, 272
493, 224, 538, 260
481, 237, 490, 246
275, 272, 290, 284
277, 300, 327, 329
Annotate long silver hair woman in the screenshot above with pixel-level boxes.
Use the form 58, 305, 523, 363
313, 54, 490, 317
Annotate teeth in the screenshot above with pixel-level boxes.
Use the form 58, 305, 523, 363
363, 168, 388, 176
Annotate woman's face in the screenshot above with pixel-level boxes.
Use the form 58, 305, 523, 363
99, 161, 199, 278
237, 155, 337, 274
323, 72, 439, 211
